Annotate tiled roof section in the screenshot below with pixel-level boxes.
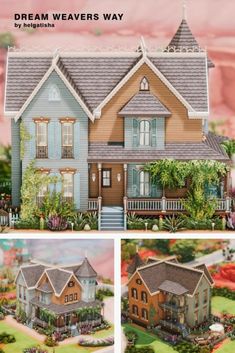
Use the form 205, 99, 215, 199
61, 56, 139, 111
30, 297, 101, 315
46, 269, 72, 295
150, 56, 208, 112
21, 264, 46, 288
75, 258, 97, 278
147, 256, 178, 265
6, 56, 51, 111
127, 253, 145, 275
193, 264, 214, 285
165, 19, 214, 68
38, 282, 53, 293
205, 132, 229, 158
158, 280, 188, 295
62, 264, 82, 273
118, 91, 171, 116
88, 136, 230, 163
5, 54, 208, 114
138, 261, 204, 295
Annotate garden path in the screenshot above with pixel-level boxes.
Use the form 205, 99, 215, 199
4, 315, 45, 342
103, 297, 114, 324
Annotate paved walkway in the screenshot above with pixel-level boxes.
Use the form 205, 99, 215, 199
103, 297, 114, 324
5, 315, 45, 342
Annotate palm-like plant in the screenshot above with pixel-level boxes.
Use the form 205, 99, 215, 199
221, 140, 235, 158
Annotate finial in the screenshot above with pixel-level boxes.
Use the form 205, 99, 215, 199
182, 0, 187, 20
136, 244, 139, 253
140, 36, 147, 57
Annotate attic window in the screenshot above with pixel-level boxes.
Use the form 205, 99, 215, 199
48, 84, 60, 101
140, 77, 149, 91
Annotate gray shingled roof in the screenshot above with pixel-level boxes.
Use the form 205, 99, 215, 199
88, 133, 230, 162
158, 279, 188, 295
46, 269, 72, 295
30, 297, 101, 315
193, 264, 214, 285
118, 91, 171, 116
76, 258, 97, 278
38, 282, 53, 293
5, 53, 208, 114
21, 264, 46, 288
165, 19, 214, 68
150, 56, 208, 112
127, 253, 145, 275
138, 261, 205, 295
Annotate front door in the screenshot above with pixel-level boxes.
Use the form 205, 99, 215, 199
101, 164, 124, 206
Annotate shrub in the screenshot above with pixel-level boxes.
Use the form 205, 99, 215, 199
78, 336, 114, 347
23, 347, 48, 353
170, 239, 197, 262
44, 336, 57, 347
163, 215, 185, 233
174, 341, 200, 353
125, 330, 138, 344
0, 332, 16, 344
125, 346, 155, 353
47, 215, 68, 231
15, 218, 40, 230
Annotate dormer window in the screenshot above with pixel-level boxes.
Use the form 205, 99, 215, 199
48, 84, 60, 101
140, 77, 149, 91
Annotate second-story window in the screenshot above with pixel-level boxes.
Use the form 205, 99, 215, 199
62, 173, 74, 201
131, 288, 138, 300
141, 291, 148, 304
62, 122, 74, 158
36, 122, 48, 158
203, 289, 208, 304
139, 120, 150, 146
195, 293, 199, 308
139, 171, 150, 197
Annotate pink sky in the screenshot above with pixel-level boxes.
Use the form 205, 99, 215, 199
1, 0, 235, 145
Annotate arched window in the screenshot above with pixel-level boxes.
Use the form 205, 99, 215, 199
132, 305, 139, 316
139, 171, 150, 197
141, 291, 148, 304
141, 308, 148, 320
131, 288, 138, 300
48, 84, 60, 101
140, 77, 149, 91
139, 120, 150, 146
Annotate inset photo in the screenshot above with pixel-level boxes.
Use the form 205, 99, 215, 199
0, 239, 114, 353
121, 239, 235, 353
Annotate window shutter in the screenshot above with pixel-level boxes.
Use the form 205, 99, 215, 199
55, 172, 62, 193
74, 172, 80, 209
156, 117, 165, 149
48, 172, 56, 193
74, 121, 80, 159
133, 119, 139, 148
54, 122, 61, 159
132, 168, 139, 197
48, 122, 55, 159
151, 118, 157, 147
28, 122, 36, 159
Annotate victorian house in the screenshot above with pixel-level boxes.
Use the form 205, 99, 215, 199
5, 13, 231, 230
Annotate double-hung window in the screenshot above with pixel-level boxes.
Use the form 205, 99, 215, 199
139, 171, 150, 197
61, 122, 74, 158
36, 122, 48, 158
139, 120, 150, 146
62, 173, 74, 201
102, 169, 111, 187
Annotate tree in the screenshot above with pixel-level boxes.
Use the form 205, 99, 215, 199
149, 304, 157, 327
221, 139, 235, 158
170, 240, 197, 263
0, 32, 15, 49
155, 239, 170, 254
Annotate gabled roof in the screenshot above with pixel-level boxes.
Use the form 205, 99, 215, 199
45, 268, 75, 295
75, 257, 97, 278
127, 252, 145, 275
136, 260, 211, 296
38, 281, 53, 293
18, 264, 47, 288
118, 91, 171, 117
166, 19, 214, 68
193, 263, 214, 285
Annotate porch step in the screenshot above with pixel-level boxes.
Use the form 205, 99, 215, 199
100, 207, 125, 231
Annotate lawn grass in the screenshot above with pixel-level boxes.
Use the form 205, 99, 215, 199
93, 325, 114, 338
122, 323, 175, 353
0, 320, 112, 353
215, 339, 235, 353
212, 296, 235, 315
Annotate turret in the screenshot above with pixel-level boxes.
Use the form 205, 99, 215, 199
75, 257, 97, 302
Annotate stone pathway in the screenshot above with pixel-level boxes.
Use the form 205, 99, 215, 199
5, 315, 45, 342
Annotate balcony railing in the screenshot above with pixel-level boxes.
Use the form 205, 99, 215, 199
88, 198, 99, 211
160, 302, 186, 313
126, 197, 231, 213
36, 146, 48, 158
62, 146, 73, 159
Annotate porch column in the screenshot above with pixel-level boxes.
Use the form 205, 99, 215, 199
123, 164, 127, 197
97, 163, 102, 198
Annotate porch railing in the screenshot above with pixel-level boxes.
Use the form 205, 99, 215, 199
88, 198, 99, 211
126, 197, 231, 213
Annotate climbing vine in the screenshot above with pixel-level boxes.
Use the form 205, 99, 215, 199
20, 122, 32, 159
20, 161, 58, 221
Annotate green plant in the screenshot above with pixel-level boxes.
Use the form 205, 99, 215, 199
44, 336, 57, 347
163, 215, 185, 233
125, 347, 155, 353
171, 240, 197, 263
174, 341, 201, 353
221, 139, 235, 158
39, 191, 75, 219
23, 347, 48, 353
127, 213, 145, 230
39, 308, 56, 325
47, 215, 68, 231
125, 330, 138, 343
15, 218, 40, 230
20, 122, 32, 159
0, 332, 16, 344
0, 32, 15, 49
16, 305, 27, 323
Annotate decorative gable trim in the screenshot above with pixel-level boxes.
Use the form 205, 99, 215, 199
93, 55, 205, 118
13, 55, 94, 122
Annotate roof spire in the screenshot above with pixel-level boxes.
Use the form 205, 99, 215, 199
182, 0, 187, 20
136, 244, 139, 253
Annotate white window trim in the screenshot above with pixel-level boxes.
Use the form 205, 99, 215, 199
48, 84, 60, 101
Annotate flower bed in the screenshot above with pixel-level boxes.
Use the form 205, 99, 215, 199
23, 347, 48, 353
78, 335, 114, 347
210, 264, 235, 291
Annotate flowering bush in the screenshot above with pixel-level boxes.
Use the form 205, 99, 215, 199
23, 346, 48, 353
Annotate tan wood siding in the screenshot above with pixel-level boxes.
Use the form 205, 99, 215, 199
89, 163, 99, 198
102, 164, 124, 206
89, 64, 202, 143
